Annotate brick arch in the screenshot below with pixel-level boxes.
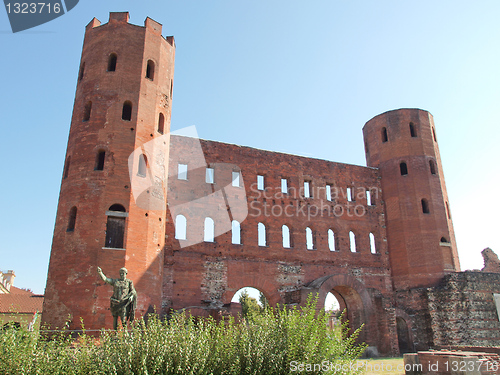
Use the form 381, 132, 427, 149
307, 274, 374, 341
224, 277, 281, 306
395, 308, 415, 354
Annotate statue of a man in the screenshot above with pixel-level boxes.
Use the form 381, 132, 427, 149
97, 266, 137, 330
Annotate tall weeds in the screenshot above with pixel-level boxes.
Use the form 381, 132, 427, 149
0, 296, 366, 374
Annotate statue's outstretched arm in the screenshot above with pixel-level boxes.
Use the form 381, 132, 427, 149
97, 267, 112, 284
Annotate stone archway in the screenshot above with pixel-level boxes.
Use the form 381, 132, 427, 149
306, 274, 374, 345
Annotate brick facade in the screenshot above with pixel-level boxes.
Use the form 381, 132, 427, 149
41, 12, 498, 357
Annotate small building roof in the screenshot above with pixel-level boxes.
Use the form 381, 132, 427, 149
0, 286, 43, 314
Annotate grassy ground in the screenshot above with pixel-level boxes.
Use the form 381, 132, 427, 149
358, 358, 405, 375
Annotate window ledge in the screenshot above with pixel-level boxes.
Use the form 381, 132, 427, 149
102, 247, 126, 251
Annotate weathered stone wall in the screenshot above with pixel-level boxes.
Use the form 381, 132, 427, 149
427, 271, 500, 347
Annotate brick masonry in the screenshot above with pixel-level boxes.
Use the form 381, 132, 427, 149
41, 12, 499, 357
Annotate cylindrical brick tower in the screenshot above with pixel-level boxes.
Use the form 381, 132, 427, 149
363, 109, 460, 291
42, 12, 175, 330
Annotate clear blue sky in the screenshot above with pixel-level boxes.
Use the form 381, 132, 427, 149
1, 1, 499, 294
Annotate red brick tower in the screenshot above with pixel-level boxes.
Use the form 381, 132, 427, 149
363, 109, 460, 291
42, 12, 175, 330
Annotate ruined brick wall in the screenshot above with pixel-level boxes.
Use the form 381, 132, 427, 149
164, 135, 398, 355
427, 271, 500, 347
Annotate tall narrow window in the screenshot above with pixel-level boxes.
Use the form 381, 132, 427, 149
432, 127, 437, 142
409, 122, 417, 137
349, 231, 356, 253
258, 222, 266, 247
232, 171, 240, 187
281, 178, 288, 194
146, 60, 155, 80
328, 229, 336, 251
421, 199, 430, 214
95, 150, 105, 171
204, 217, 215, 242
304, 181, 311, 198
107, 53, 117, 72
366, 190, 372, 206
175, 215, 187, 240
400, 162, 408, 175
347, 187, 354, 202
78, 63, 85, 81
306, 227, 314, 250
122, 101, 132, 121
206, 167, 214, 184
178, 164, 188, 180
282, 225, 291, 248
67, 206, 77, 232
138, 154, 147, 177
83, 101, 92, 122
170, 79, 173, 98
369, 233, 376, 254
446, 201, 451, 219
105, 204, 127, 249
381, 127, 388, 143
157, 113, 165, 134
326, 185, 332, 201
429, 160, 437, 175
63, 156, 71, 179
257, 175, 264, 191
232, 220, 241, 245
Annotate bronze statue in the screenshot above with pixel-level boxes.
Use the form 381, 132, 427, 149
97, 266, 137, 330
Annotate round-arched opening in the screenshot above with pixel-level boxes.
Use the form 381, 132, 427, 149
324, 285, 366, 342
231, 287, 269, 318
396, 317, 413, 354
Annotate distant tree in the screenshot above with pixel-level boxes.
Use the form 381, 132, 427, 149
239, 290, 261, 318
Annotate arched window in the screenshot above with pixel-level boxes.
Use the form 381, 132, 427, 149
432, 127, 437, 142
146, 60, 155, 80
138, 154, 147, 177
421, 199, 430, 214
429, 160, 437, 175
440, 237, 449, 243
409, 122, 417, 137
400, 162, 408, 176
306, 227, 314, 250
446, 201, 451, 219
369, 233, 376, 254
67, 206, 77, 232
122, 101, 132, 121
107, 53, 117, 72
232, 220, 241, 245
381, 127, 388, 143
282, 225, 291, 248
78, 62, 85, 81
95, 150, 105, 171
83, 101, 92, 122
328, 229, 336, 251
349, 231, 356, 253
63, 156, 71, 179
258, 222, 266, 247
105, 204, 127, 249
170, 79, 173, 98
204, 217, 214, 242
175, 215, 187, 240
157, 113, 165, 134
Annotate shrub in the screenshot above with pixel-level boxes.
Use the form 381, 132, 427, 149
0, 295, 366, 374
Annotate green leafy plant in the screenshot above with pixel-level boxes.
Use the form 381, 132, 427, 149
0, 294, 366, 374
